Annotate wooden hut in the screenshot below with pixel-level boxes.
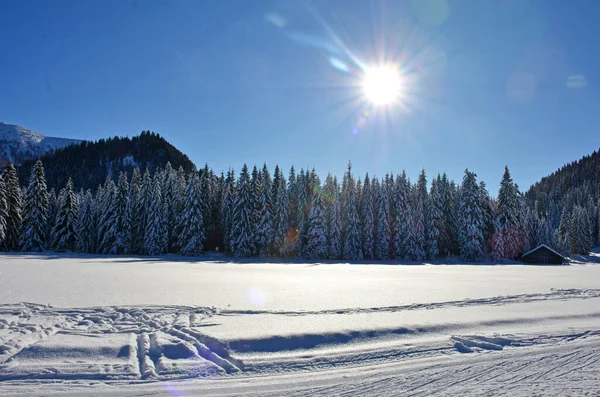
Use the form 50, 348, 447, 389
520, 244, 565, 264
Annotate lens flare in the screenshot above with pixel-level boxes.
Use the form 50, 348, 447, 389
361, 65, 404, 106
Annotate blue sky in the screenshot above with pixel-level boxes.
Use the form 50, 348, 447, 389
1, 0, 599, 191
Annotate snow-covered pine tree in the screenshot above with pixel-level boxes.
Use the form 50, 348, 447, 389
135, 169, 153, 254
536, 215, 552, 247
114, 172, 130, 254
361, 173, 375, 259
343, 163, 362, 260
427, 176, 443, 260
144, 175, 166, 256
20, 160, 49, 252
393, 172, 410, 259
249, 166, 262, 255
305, 175, 328, 259
555, 207, 572, 255
407, 170, 427, 260
324, 175, 341, 259
170, 166, 188, 251
230, 164, 254, 257
178, 171, 205, 255
522, 205, 538, 253
97, 177, 118, 254
479, 181, 493, 251
571, 205, 592, 254
271, 165, 288, 256
255, 164, 274, 256
45, 188, 58, 249
438, 174, 456, 256
285, 166, 298, 255
329, 191, 342, 259
0, 175, 7, 246
586, 196, 598, 248
492, 166, 522, 260
126, 167, 141, 253
161, 162, 178, 252
1, 160, 22, 251
220, 168, 235, 253
374, 177, 391, 260
51, 178, 78, 251
76, 190, 96, 253
296, 169, 311, 257
457, 169, 485, 261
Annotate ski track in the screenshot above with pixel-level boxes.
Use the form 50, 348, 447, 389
0, 288, 599, 390
220, 288, 600, 316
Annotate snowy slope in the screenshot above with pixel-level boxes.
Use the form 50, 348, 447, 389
0, 121, 81, 164
0, 254, 599, 395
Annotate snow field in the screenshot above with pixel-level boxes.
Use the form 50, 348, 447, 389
0, 254, 599, 395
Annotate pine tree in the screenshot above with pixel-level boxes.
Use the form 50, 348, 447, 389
458, 169, 485, 261
220, 168, 235, 253
178, 172, 205, 255
555, 207, 572, 256
0, 175, 7, 246
408, 171, 427, 260
296, 169, 310, 256
374, 177, 391, 260
254, 164, 273, 256
325, 175, 342, 259
2, 160, 22, 250
305, 176, 328, 259
114, 172, 130, 254
343, 163, 362, 260
361, 174, 375, 259
492, 167, 522, 260
45, 188, 58, 249
286, 166, 299, 255
97, 177, 118, 254
161, 163, 178, 252
126, 167, 141, 253
393, 173, 410, 259
20, 160, 48, 252
438, 174, 456, 256
144, 176, 165, 255
230, 165, 254, 257
271, 165, 288, 256
76, 190, 96, 253
51, 178, 78, 251
135, 169, 153, 254
570, 205, 592, 254
427, 177, 443, 260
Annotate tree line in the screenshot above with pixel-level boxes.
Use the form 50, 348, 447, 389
1, 158, 598, 260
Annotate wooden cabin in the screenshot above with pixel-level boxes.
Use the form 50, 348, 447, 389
520, 244, 565, 264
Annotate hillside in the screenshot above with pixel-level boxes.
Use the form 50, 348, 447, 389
525, 148, 600, 253
17, 131, 196, 191
0, 121, 81, 165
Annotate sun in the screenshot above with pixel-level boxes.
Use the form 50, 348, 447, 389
361, 64, 404, 106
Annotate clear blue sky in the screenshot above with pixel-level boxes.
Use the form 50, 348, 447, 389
1, 0, 599, 191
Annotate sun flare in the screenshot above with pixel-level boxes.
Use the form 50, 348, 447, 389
361, 64, 404, 106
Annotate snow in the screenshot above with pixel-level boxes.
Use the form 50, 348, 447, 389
0, 121, 81, 164
1, 253, 599, 395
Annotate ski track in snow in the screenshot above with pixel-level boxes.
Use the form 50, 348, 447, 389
219, 287, 600, 316
1, 288, 600, 387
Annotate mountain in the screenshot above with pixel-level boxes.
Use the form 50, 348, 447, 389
17, 131, 196, 191
0, 121, 81, 165
525, 148, 600, 253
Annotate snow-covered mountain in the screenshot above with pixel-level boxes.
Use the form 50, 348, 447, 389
0, 121, 81, 165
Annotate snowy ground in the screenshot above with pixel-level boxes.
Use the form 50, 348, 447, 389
1, 253, 600, 396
